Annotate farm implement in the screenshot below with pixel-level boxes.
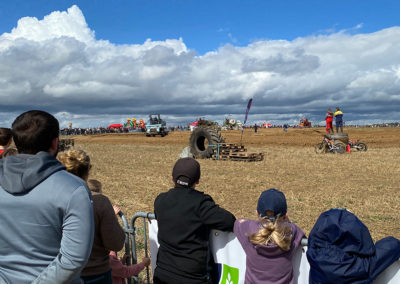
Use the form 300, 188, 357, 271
211, 143, 264, 161
189, 125, 263, 162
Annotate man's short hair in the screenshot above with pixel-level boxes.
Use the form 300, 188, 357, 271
12, 110, 59, 154
0, 128, 12, 146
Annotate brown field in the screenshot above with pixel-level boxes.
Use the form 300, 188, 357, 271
72, 127, 400, 241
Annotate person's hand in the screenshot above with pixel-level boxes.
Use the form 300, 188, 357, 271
113, 205, 121, 215
141, 257, 151, 267
121, 253, 129, 265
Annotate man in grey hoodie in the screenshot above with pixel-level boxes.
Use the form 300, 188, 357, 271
0, 110, 94, 284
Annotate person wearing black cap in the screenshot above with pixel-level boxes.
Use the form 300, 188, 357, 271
234, 188, 305, 284
153, 157, 236, 284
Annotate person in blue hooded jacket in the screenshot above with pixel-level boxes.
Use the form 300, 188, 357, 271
0, 110, 94, 284
306, 208, 400, 284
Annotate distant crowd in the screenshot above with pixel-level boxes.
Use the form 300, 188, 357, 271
1, 110, 400, 284
60, 126, 188, 136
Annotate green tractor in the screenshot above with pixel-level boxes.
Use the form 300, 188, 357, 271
146, 114, 168, 137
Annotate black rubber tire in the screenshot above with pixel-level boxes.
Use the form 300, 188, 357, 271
355, 142, 367, 151
190, 127, 224, 158
334, 141, 346, 154
314, 142, 326, 154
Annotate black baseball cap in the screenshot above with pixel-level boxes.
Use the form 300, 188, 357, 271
172, 157, 201, 187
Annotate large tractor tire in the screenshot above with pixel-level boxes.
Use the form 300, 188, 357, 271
190, 127, 224, 158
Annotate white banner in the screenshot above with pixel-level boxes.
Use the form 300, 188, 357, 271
148, 220, 400, 284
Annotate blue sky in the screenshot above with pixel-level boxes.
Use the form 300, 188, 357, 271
2, 0, 400, 54
0, 1, 399, 127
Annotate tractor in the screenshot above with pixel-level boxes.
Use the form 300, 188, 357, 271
145, 114, 168, 137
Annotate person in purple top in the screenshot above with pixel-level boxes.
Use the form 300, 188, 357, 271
234, 188, 305, 284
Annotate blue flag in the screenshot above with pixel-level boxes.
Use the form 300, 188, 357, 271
243, 98, 253, 125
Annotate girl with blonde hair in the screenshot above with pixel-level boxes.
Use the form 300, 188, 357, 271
57, 149, 91, 180
57, 149, 125, 284
234, 188, 305, 284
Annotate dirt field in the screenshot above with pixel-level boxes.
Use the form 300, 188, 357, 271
72, 127, 400, 241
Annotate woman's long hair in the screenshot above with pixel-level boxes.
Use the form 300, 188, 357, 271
249, 214, 293, 251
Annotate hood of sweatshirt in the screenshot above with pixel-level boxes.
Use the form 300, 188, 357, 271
308, 208, 375, 256
254, 242, 290, 257
0, 151, 65, 194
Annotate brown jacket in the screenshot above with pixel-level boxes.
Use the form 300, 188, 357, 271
81, 193, 125, 276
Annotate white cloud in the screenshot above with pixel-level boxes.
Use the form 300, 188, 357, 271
0, 5, 400, 127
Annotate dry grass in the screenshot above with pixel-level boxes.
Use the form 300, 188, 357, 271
73, 127, 400, 241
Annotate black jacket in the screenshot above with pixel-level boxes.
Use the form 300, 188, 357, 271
154, 187, 236, 283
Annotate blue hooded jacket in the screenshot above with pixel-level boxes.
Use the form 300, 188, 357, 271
307, 209, 400, 284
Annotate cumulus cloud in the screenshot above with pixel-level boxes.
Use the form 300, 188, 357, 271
0, 5, 399, 127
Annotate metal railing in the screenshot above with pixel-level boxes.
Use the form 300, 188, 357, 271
118, 211, 155, 284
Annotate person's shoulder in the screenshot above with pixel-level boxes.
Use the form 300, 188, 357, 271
48, 170, 88, 192
92, 192, 111, 203
190, 188, 213, 200
234, 218, 256, 232
290, 222, 306, 242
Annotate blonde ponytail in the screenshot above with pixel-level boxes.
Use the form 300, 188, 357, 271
249, 215, 293, 251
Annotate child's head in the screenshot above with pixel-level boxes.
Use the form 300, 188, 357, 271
0, 128, 12, 147
87, 179, 102, 193
57, 149, 91, 181
250, 188, 292, 251
172, 158, 201, 188
257, 188, 287, 219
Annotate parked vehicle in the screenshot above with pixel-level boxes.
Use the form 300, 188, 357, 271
146, 114, 168, 137
348, 139, 368, 151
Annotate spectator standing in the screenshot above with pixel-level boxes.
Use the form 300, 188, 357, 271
153, 158, 236, 284
307, 208, 400, 284
0, 127, 12, 157
325, 109, 334, 134
254, 123, 258, 133
0, 110, 94, 284
234, 188, 305, 284
58, 154, 126, 284
334, 107, 344, 134
283, 124, 288, 132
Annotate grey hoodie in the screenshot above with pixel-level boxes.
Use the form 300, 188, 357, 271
0, 152, 94, 284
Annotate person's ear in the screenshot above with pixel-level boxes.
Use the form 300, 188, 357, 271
49, 137, 59, 156
195, 179, 200, 185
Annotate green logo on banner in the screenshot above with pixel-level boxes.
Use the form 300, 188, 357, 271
220, 264, 239, 284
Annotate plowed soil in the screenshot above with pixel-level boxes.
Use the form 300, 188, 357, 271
74, 127, 400, 148
71, 127, 400, 241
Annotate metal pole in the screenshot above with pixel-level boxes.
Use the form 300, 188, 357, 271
130, 212, 156, 284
